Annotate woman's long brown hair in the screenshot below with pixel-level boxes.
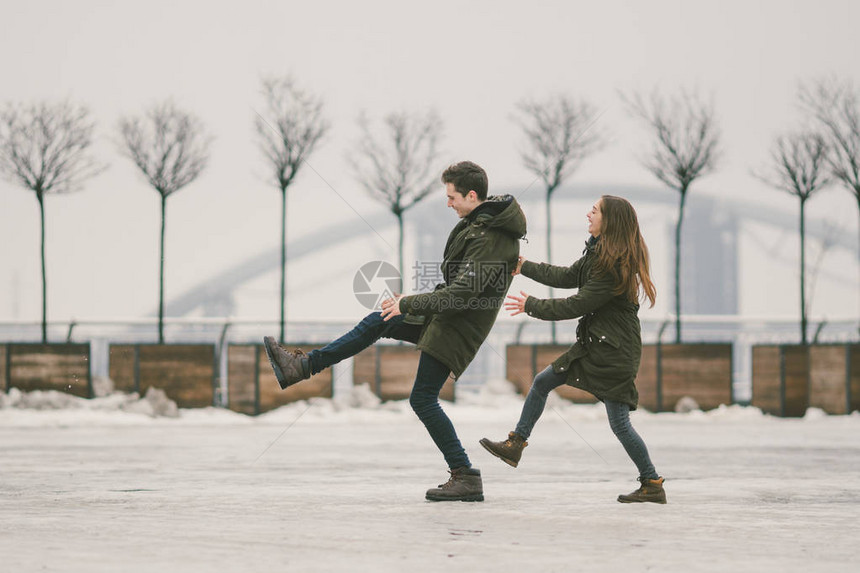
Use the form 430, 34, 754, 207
591, 195, 657, 308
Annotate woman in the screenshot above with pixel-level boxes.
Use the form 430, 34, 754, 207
480, 195, 665, 504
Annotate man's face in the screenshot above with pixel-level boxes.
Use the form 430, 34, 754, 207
446, 183, 479, 218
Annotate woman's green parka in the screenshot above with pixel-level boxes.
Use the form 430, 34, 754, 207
521, 238, 643, 409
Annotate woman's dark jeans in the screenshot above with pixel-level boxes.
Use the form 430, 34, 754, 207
307, 312, 471, 470
514, 366, 658, 480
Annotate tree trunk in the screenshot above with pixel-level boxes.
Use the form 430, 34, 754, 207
546, 190, 556, 344
397, 212, 404, 294
37, 191, 47, 343
799, 197, 808, 346
674, 189, 688, 344
280, 187, 287, 342
158, 194, 167, 344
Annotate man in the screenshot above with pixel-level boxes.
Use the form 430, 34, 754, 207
264, 161, 526, 502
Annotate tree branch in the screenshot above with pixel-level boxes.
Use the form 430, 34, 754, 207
117, 100, 211, 197
255, 76, 329, 193
514, 94, 605, 195
622, 89, 721, 193
799, 77, 860, 199
0, 100, 104, 195
754, 130, 831, 200
350, 109, 442, 216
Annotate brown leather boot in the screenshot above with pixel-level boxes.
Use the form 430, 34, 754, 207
479, 431, 528, 467
425, 467, 484, 502
617, 476, 667, 504
263, 336, 311, 389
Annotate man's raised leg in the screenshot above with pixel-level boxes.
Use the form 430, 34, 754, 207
264, 312, 420, 389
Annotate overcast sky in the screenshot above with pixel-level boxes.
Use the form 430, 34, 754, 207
1, 0, 859, 326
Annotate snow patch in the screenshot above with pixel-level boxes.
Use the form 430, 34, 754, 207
0, 385, 179, 418
674, 396, 701, 413
333, 382, 383, 409
92, 375, 114, 397
803, 407, 828, 421
122, 387, 180, 418
2, 382, 856, 428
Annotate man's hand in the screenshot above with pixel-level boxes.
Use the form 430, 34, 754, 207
505, 291, 530, 316
380, 295, 404, 321
512, 256, 525, 276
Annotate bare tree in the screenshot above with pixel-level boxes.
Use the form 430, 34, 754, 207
755, 131, 830, 345
799, 77, 860, 314
118, 101, 211, 343
623, 89, 721, 343
514, 94, 605, 343
0, 100, 104, 342
350, 109, 442, 293
255, 76, 329, 342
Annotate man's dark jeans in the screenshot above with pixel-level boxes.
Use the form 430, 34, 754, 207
307, 312, 471, 469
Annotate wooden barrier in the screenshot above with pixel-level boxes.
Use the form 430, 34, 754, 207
852, 344, 860, 414
227, 344, 332, 415
0, 344, 7, 391
505, 343, 732, 412
751, 345, 809, 417
2, 343, 92, 397
635, 345, 659, 411
658, 344, 733, 411
751, 344, 860, 416
809, 345, 848, 414
109, 344, 216, 408
353, 345, 455, 402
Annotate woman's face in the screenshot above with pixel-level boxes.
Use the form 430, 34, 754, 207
587, 200, 603, 237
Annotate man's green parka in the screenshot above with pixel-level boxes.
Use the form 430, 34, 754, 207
399, 195, 527, 378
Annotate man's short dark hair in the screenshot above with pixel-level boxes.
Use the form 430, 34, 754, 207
441, 161, 488, 201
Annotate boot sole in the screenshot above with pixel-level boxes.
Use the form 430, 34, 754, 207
617, 496, 667, 504
425, 493, 484, 502
479, 438, 519, 468
263, 337, 295, 390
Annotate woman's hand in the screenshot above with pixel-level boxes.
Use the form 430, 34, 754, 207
380, 295, 403, 321
505, 291, 530, 316
511, 256, 525, 276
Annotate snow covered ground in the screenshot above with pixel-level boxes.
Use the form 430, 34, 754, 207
2, 381, 859, 573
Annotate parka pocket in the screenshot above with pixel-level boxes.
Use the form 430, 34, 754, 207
591, 331, 620, 349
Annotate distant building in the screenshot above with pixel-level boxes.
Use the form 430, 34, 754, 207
677, 200, 738, 315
